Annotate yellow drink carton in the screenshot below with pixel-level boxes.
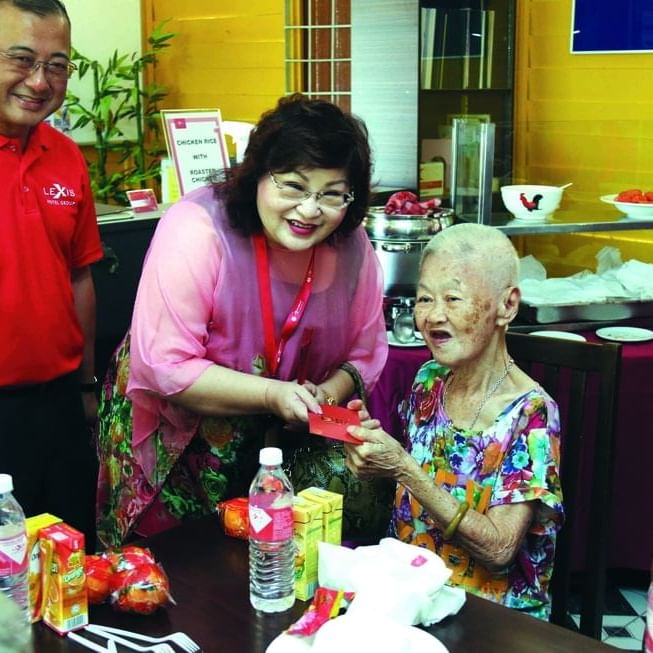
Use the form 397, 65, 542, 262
292, 495, 323, 601
298, 487, 343, 545
25, 513, 61, 622
39, 523, 88, 634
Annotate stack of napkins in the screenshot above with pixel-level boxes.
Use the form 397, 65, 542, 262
519, 248, 653, 305
266, 538, 465, 653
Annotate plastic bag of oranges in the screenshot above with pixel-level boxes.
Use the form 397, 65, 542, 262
217, 497, 249, 540
111, 562, 174, 615
84, 545, 174, 614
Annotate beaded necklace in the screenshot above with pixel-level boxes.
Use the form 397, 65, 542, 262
443, 358, 515, 431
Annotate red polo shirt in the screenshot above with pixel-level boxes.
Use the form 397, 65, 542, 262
0, 122, 103, 385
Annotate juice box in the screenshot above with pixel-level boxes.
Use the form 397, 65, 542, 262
298, 487, 343, 545
25, 513, 62, 622
292, 495, 323, 601
39, 523, 88, 634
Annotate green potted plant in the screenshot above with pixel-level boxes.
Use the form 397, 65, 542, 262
65, 22, 175, 205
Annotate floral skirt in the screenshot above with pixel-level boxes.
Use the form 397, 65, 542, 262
96, 336, 395, 548
95, 336, 267, 548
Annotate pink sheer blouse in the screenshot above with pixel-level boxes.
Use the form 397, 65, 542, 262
127, 186, 388, 474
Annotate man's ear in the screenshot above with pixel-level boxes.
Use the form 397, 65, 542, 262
496, 286, 520, 326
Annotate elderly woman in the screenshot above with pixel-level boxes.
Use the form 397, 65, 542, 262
96, 95, 389, 547
344, 223, 563, 619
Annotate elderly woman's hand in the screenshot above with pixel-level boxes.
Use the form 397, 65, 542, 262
346, 398, 381, 429
265, 380, 322, 427
343, 408, 408, 481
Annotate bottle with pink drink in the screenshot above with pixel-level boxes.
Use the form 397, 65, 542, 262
248, 447, 295, 613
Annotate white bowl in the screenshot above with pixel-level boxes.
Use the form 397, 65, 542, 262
500, 185, 564, 221
600, 194, 653, 220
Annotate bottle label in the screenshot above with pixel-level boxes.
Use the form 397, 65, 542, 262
249, 505, 293, 542
0, 532, 28, 575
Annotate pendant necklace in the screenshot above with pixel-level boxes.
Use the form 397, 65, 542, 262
443, 358, 515, 431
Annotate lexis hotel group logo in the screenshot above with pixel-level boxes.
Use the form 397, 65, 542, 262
42, 183, 78, 207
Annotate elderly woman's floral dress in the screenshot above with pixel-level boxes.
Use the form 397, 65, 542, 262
390, 360, 564, 620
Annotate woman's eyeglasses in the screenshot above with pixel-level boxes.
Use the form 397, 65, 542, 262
269, 172, 354, 210
0, 50, 77, 80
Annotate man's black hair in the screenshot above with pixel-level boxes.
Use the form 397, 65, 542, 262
0, 0, 70, 23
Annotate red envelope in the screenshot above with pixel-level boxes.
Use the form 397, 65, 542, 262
308, 405, 361, 444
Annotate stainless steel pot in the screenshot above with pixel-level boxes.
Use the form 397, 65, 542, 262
364, 206, 454, 240
364, 206, 454, 297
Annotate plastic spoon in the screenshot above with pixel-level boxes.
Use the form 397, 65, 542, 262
559, 183, 573, 190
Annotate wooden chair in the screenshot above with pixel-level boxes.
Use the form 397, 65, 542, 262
505, 332, 622, 640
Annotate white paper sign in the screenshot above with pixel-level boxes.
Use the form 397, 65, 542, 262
161, 109, 230, 196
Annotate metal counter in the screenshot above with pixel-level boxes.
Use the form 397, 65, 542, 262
465, 206, 653, 235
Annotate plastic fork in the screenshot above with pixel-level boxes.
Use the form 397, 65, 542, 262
86, 624, 200, 653
68, 631, 113, 653
83, 625, 175, 653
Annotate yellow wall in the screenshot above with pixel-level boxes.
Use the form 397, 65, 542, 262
142, 0, 285, 123
514, 0, 653, 274
137, 0, 652, 274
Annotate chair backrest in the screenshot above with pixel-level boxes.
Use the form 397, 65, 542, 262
505, 332, 622, 640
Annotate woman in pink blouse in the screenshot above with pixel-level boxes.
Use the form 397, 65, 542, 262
96, 95, 389, 547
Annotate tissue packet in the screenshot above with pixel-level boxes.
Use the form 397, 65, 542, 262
287, 587, 355, 636
317, 538, 463, 627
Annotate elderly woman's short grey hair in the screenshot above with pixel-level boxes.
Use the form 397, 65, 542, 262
420, 223, 520, 296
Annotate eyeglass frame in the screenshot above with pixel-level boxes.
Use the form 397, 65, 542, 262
268, 171, 355, 210
0, 50, 77, 80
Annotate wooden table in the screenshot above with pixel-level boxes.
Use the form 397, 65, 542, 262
33, 516, 613, 653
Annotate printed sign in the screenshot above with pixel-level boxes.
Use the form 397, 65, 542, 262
126, 189, 159, 213
161, 109, 231, 196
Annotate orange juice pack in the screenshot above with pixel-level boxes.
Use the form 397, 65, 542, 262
292, 495, 323, 601
25, 513, 61, 622
298, 487, 343, 545
39, 522, 88, 634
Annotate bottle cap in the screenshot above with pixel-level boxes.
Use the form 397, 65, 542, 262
259, 447, 282, 466
0, 474, 13, 494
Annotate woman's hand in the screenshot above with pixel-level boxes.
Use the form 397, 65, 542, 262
300, 381, 332, 407
265, 380, 322, 427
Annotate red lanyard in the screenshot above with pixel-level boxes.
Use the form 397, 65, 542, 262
253, 233, 316, 377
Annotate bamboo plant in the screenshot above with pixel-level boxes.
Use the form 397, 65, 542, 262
65, 22, 175, 205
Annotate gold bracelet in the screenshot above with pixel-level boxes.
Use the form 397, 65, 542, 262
442, 501, 470, 540
323, 393, 337, 406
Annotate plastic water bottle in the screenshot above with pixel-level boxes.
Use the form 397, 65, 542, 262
0, 474, 31, 649
248, 447, 295, 613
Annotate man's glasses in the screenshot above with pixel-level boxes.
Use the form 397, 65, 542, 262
269, 172, 354, 210
0, 51, 77, 80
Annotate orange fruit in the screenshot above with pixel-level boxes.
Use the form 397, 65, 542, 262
113, 562, 171, 615
85, 555, 114, 604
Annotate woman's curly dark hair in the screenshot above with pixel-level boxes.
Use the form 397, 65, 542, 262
217, 94, 372, 244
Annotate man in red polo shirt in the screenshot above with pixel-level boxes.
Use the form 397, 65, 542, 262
0, 0, 102, 547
